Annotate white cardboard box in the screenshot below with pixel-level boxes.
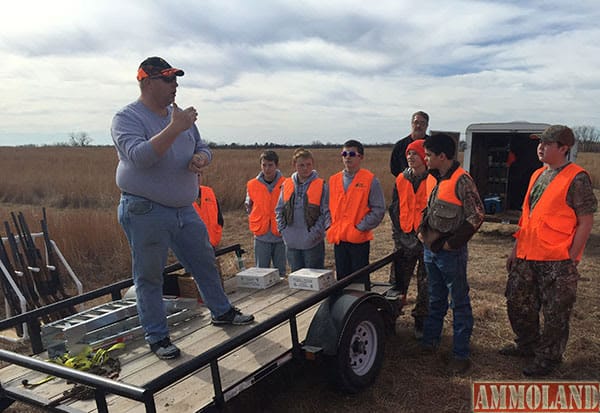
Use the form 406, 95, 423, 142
236, 267, 280, 289
288, 268, 335, 291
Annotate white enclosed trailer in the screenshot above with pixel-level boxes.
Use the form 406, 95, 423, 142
463, 121, 578, 220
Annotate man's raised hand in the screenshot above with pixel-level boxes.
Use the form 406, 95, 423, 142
171, 102, 198, 133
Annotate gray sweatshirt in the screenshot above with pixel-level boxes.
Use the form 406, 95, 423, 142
275, 171, 330, 250
111, 100, 212, 207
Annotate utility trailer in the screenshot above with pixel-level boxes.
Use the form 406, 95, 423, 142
463, 121, 578, 223
0, 245, 401, 412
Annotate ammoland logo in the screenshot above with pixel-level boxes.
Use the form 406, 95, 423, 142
472, 381, 600, 412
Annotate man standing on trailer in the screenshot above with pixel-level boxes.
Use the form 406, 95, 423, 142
327, 140, 385, 283
501, 125, 597, 376
111, 57, 254, 360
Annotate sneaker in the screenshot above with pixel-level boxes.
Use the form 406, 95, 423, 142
522, 359, 560, 377
499, 344, 534, 357
150, 337, 180, 360
212, 307, 255, 326
447, 357, 471, 375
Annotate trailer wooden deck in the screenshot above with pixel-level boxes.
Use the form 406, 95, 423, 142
0, 277, 321, 412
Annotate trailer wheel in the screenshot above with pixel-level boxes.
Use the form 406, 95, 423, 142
333, 303, 385, 393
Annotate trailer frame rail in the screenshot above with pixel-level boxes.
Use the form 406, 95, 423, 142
0, 249, 399, 413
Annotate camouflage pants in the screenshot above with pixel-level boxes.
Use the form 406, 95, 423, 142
505, 258, 579, 363
389, 241, 429, 321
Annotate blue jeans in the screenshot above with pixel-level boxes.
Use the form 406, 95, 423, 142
118, 193, 232, 345
254, 239, 287, 275
422, 245, 473, 359
286, 241, 325, 272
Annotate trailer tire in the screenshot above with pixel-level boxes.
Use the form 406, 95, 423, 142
332, 303, 385, 393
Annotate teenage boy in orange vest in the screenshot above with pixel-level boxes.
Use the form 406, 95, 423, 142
418, 133, 484, 375
245, 150, 287, 276
388, 139, 429, 339
275, 148, 330, 272
327, 140, 385, 284
502, 125, 597, 376
192, 173, 223, 248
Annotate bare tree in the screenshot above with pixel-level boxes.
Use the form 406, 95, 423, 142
69, 132, 93, 147
572, 125, 600, 152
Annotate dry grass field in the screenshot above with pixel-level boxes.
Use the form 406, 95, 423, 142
0, 146, 599, 412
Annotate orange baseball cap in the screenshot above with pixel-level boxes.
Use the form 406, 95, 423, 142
137, 56, 184, 81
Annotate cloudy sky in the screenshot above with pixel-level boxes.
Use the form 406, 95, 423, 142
1, 1, 599, 146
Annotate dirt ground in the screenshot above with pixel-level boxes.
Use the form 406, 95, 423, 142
218, 193, 600, 413
2, 194, 599, 413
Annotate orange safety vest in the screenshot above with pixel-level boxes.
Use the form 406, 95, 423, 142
515, 163, 587, 261
281, 177, 324, 228
192, 185, 222, 248
396, 173, 428, 233
425, 167, 465, 207
247, 176, 284, 237
424, 167, 468, 235
282, 177, 324, 205
326, 169, 374, 244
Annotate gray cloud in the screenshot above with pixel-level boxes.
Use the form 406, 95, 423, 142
1, 0, 599, 145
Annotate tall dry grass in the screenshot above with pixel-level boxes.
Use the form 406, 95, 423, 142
0, 146, 598, 292
1, 147, 597, 212
0, 147, 120, 208
0, 206, 131, 289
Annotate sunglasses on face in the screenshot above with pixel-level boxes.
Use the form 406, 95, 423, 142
150, 76, 177, 83
341, 150, 358, 158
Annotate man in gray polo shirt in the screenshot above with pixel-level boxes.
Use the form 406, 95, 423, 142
111, 57, 253, 360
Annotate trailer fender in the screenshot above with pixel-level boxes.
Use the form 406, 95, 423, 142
304, 290, 396, 356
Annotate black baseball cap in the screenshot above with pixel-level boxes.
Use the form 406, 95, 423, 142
137, 57, 184, 81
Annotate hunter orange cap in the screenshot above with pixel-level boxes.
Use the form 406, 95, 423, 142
136, 56, 184, 81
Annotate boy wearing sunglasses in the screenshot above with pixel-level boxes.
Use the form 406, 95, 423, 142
327, 140, 386, 284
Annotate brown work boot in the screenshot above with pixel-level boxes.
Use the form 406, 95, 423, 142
522, 359, 560, 377
414, 318, 424, 340
498, 344, 534, 357
419, 343, 438, 355
447, 357, 471, 375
